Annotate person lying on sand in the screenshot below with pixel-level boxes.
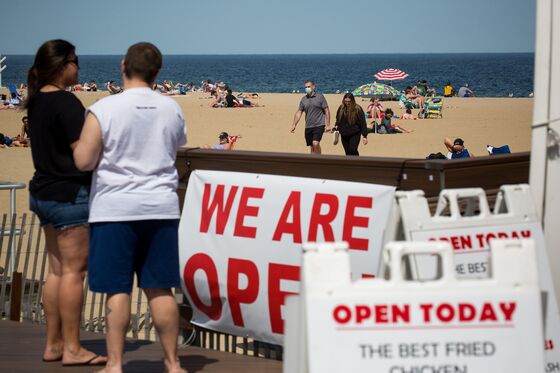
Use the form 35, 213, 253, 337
225, 89, 260, 107
202, 132, 241, 150
444, 137, 474, 159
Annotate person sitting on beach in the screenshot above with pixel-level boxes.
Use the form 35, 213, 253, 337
376, 109, 413, 134
367, 98, 384, 119
210, 90, 226, 107
444, 82, 455, 97
405, 87, 425, 109
20, 116, 31, 145
458, 84, 475, 98
417, 80, 436, 97
106, 81, 123, 94
401, 108, 417, 120
444, 137, 474, 158
90, 81, 98, 92
202, 132, 241, 150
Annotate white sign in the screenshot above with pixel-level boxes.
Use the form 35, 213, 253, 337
178, 170, 395, 344
395, 186, 560, 372
285, 240, 545, 373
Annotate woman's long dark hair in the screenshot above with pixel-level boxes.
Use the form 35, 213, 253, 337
25, 39, 76, 109
337, 92, 362, 125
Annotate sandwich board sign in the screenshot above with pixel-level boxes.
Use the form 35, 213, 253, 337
283, 240, 545, 373
389, 184, 560, 372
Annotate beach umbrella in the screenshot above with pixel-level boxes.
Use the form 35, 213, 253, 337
352, 82, 400, 97
374, 68, 409, 82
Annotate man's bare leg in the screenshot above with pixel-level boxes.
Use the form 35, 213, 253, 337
97, 293, 131, 373
144, 288, 186, 373
311, 140, 322, 154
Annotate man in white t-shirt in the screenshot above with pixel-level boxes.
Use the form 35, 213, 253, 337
73, 42, 187, 373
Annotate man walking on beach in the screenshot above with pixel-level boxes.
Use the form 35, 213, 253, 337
291, 80, 331, 154
73, 42, 187, 373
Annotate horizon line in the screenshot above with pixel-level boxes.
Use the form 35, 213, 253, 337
2, 51, 535, 57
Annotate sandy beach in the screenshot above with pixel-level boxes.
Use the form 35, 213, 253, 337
0, 90, 533, 216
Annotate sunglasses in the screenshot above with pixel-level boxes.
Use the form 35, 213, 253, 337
67, 56, 79, 68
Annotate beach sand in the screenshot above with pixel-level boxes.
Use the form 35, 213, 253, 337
0, 90, 533, 216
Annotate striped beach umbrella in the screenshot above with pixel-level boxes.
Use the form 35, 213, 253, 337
374, 68, 409, 81
352, 82, 400, 97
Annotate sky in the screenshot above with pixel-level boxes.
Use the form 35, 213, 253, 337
1, 0, 536, 55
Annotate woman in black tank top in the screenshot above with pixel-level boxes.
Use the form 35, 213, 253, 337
26, 40, 106, 367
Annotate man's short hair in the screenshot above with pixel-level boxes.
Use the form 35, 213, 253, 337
305, 79, 315, 85
124, 42, 162, 84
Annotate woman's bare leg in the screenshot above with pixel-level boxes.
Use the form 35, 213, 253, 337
45, 224, 107, 365
42, 225, 63, 361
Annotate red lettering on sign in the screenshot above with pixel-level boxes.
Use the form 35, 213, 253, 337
233, 187, 265, 238
333, 305, 352, 324
268, 263, 300, 334
227, 258, 260, 327
272, 191, 303, 243
479, 303, 498, 321
420, 304, 433, 322
458, 303, 476, 321
521, 230, 531, 238
308, 193, 338, 242
500, 302, 517, 321
436, 303, 455, 322
342, 196, 372, 251
356, 305, 372, 324
375, 305, 388, 323
183, 253, 223, 320
200, 184, 239, 234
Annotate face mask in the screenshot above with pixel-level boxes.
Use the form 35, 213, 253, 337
305, 87, 313, 94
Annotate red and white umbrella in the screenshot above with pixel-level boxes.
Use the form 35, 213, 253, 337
374, 68, 409, 81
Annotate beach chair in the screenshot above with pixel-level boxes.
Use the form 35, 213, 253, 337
8, 84, 23, 105
419, 97, 443, 119
398, 94, 418, 110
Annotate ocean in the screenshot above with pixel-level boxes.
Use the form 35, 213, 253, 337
2, 53, 534, 97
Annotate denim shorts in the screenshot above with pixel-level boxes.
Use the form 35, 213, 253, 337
29, 186, 89, 230
88, 219, 181, 293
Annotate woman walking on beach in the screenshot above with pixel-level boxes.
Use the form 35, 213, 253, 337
333, 93, 368, 156
25, 39, 106, 367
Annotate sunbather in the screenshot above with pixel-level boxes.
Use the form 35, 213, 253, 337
367, 98, 384, 119
444, 137, 474, 158
405, 88, 425, 108
202, 132, 241, 150
401, 108, 417, 120
107, 81, 123, 94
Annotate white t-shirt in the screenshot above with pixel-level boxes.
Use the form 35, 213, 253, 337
87, 87, 187, 222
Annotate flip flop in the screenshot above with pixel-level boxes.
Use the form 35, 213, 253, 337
333, 131, 340, 145
62, 355, 106, 367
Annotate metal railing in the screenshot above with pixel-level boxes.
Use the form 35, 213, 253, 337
0, 213, 154, 340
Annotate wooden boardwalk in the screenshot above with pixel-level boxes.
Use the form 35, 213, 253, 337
0, 320, 282, 372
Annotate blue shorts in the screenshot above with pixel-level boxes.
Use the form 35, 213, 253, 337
29, 186, 89, 230
88, 219, 181, 293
